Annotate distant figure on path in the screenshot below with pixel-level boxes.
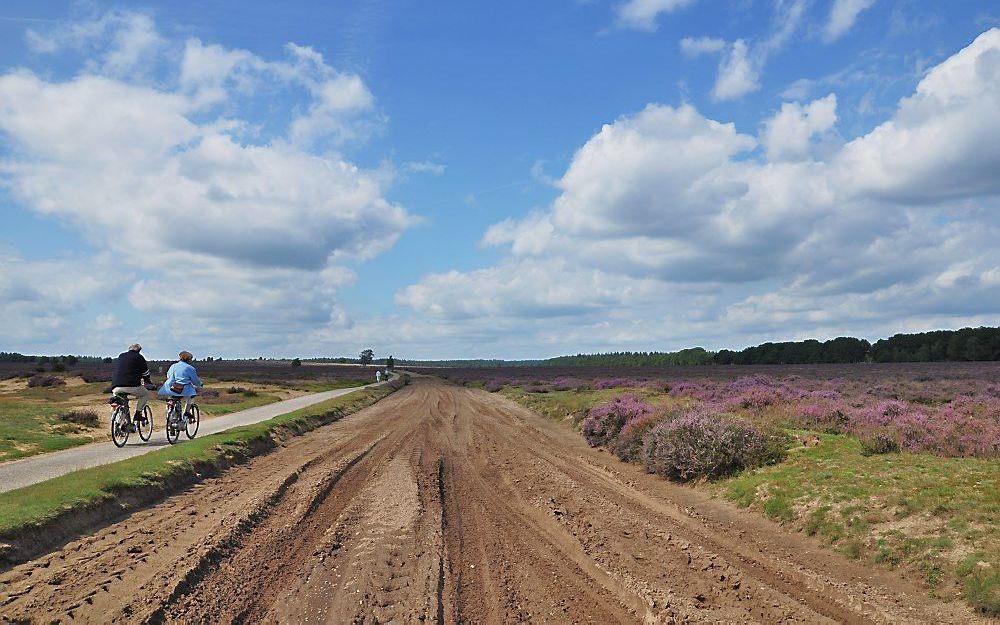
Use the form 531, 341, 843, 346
375, 370, 382, 382
111, 343, 152, 420
158, 351, 203, 424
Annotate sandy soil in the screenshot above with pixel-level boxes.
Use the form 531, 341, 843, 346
0, 378, 983, 624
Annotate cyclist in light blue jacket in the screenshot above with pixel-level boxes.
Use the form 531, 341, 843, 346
158, 351, 203, 423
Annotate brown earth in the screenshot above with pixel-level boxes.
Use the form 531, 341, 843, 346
0, 377, 984, 624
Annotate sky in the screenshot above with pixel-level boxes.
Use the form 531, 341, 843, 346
0, 0, 998, 360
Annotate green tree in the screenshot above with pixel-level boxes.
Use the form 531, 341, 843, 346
386, 355, 395, 370
359, 349, 374, 367
291, 358, 302, 367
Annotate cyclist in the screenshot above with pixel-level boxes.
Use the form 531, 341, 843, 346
110, 343, 152, 421
158, 351, 203, 426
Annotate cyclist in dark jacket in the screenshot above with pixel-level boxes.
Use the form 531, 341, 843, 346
111, 344, 152, 419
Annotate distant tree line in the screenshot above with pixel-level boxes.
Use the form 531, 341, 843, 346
714, 337, 871, 365
870, 327, 1000, 362
545, 348, 715, 367
0, 352, 100, 365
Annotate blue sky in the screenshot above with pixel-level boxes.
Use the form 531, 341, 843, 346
0, 0, 998, 359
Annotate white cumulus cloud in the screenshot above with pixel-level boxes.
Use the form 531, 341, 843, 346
0, 10, 414, 354
395, 28, 1000, 356
761, 94, 838, 161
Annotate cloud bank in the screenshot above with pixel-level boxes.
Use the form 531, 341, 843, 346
394, 29, 1000, 357
0, 10, 414, 356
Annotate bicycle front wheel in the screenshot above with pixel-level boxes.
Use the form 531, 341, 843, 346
137, 404, 153, 441
110, 407, 129, 448
185, 404, 200, 439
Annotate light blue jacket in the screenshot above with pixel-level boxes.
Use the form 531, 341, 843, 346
158, 361, 203, 397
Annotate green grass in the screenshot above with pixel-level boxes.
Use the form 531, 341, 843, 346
712, 432, 1000, 614
292, 378, 370, 393
197, 393, 281, 416
0, 383, 399, 537
0, 400, 104, 461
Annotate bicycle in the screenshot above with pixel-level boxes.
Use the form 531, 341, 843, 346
109, 393, 153, 448
164, 396, 200, 444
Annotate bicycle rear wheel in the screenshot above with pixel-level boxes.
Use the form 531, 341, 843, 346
185, 404, 200, 439
137, 404, 153, 441
111, 407, 129, 447
165, 404, 180, 445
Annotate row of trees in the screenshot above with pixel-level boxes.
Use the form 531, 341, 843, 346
714, 337, 871, 365
537, 327, 1000, 367
546, 348, 715, 367
870, 327, 1000, 362
0, 352, 95, 365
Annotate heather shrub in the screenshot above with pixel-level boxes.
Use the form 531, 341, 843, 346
641, 411, 785, 481
581, 394, 654, 447
859, 431, 901, 456
794, 400, 850, 433
199, 388, 221, 398
551, 376, 588, 391
27, 374, 66, 388
483, 379, 504, 393
608, 412, 663, 462
593, 377, 636, 390
79, 370, 108, 383
58, 409, 100, 427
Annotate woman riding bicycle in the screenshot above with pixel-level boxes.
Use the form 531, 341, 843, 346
158, 351, 203, 426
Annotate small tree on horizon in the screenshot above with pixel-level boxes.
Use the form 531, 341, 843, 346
291, 357, 302, 367
359, 349, 374, 367
386, 355, 395, 370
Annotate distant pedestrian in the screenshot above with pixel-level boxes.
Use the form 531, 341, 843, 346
110, 343, 152, 420
375, 370, 382, 382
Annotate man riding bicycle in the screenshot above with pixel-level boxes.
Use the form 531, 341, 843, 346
111, 343, 152, 420
158, 351, 203, 426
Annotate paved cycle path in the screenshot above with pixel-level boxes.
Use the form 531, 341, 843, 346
0, 381, 387, 494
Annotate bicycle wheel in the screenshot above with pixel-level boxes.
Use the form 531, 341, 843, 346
111, 407, 129, 447
137, 404, 153, 441
185, 404, 200, 439
165, 404, 180, 445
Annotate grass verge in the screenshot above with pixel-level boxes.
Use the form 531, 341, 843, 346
0, 376, 407, 567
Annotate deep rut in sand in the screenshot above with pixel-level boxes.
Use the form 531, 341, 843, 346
0, 377, 984, 623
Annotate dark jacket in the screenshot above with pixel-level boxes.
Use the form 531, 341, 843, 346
112, 351, 151, 388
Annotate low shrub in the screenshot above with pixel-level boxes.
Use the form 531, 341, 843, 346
226, 386, 248, 394
27, 374, 66, 388
483, 379, 504, 393
608, 412, 662, 462
79, 371, 108, 384
641, 411, 786, 481
58, 409, 100, 427
859, 431, 901, 456
199, 388, 221, 398
581, 394, 653, 447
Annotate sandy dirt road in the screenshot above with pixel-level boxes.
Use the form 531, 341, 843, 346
0, 378, 980, 623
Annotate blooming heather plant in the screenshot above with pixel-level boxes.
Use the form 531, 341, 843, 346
608, 412, 663, 462
593, 377, 638, 390
581, 394, 654, 447
793, 399, 851, 433
641, 410, 786, 481
551, 376, 589, 391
